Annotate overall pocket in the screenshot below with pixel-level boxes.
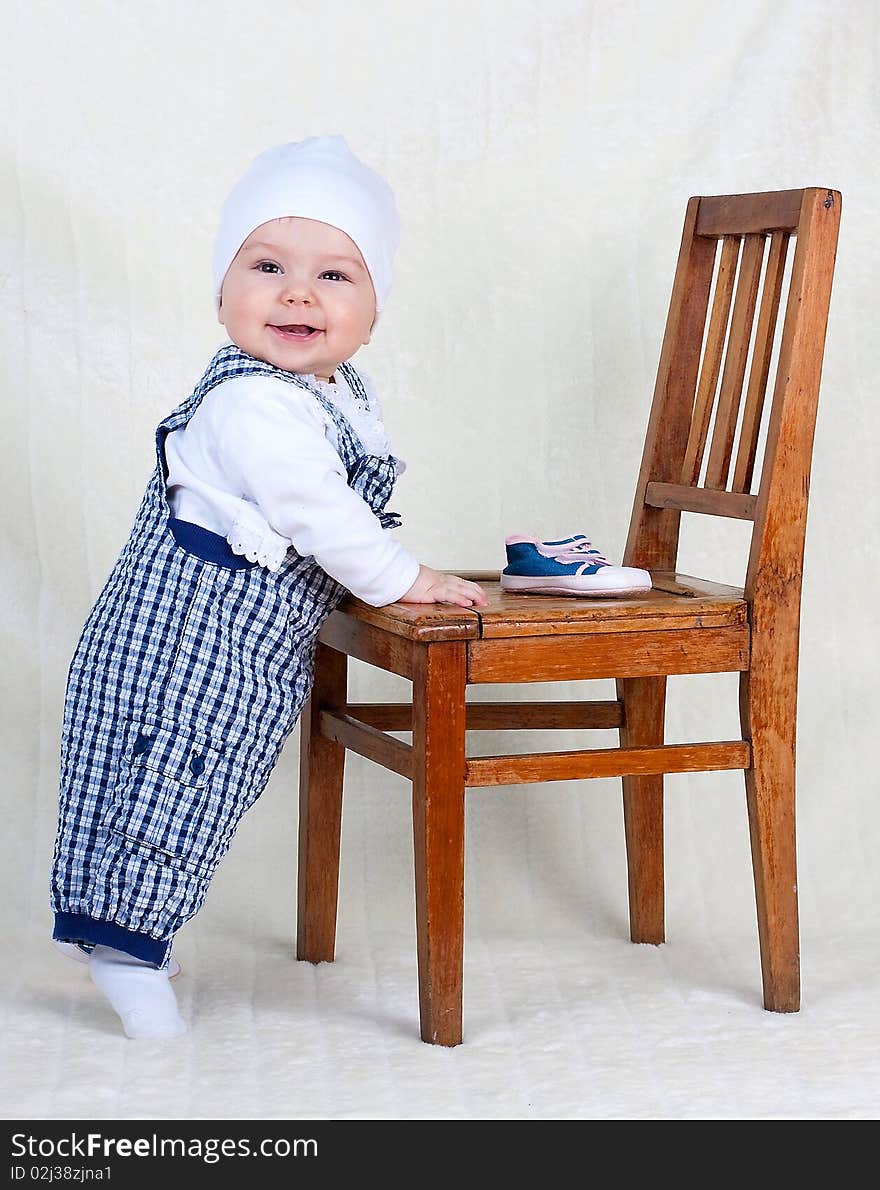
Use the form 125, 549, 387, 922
104, 721, 230, 879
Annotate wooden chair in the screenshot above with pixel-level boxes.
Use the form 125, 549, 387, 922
296, 187, 841, 1045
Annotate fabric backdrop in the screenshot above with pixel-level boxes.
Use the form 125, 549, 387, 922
2, 0, 878, 1120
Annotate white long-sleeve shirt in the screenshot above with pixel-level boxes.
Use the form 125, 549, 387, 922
163, 367, 420, 608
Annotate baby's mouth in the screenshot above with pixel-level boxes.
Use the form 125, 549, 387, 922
271, 324, 323, 340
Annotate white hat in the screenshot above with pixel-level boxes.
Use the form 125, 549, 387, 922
212, 135, 400, 323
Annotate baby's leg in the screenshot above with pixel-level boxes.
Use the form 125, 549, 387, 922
89, 945, 186, 1040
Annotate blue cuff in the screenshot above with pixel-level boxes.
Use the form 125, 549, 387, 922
53, 912, 169, 967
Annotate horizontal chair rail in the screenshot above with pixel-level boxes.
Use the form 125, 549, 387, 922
347, 701, 625, 731
319, 709, 750, 787
645, 481, 758, 520
319, 615, 416, 679
319, 711, 414, 779
465, 741, 752, 786
468, 626, 750, 682
695, 189, 804, 236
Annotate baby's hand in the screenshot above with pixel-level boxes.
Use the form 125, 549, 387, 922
400, 565, 489, 608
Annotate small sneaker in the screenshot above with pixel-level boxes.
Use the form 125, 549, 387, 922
53, 939, 182, 980
500, 535, 652, 596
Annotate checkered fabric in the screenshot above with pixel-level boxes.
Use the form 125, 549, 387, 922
50, 344, 402, 968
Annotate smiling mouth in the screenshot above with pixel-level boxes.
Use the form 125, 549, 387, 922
271, 324, 323, 339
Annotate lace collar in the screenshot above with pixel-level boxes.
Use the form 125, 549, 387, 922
300, 368, 394, 460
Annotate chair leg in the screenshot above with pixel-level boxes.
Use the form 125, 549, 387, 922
617, 676, 667, 944
296, 641, 347, 963
411, 641, 468, 1046
739, 668, 800, 1012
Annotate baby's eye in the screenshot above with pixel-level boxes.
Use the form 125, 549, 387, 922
256, 261, 281, 273
320, 270, 348, 282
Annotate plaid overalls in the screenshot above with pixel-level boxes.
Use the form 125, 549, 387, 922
50, 343, 402, 969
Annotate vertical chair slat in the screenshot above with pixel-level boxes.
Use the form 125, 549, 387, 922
731, 231, 789, 494
681, 235, 741, 484
704, 234, 766, 489
624, 197, 717, 571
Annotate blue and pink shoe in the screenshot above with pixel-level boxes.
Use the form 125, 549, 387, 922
501, 534, 652, 597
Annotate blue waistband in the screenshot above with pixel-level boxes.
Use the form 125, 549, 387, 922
167, 517, 258, 570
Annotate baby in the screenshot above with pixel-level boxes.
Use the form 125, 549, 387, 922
50, 135, 488, 1039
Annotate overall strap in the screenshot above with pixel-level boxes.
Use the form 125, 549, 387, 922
155, 344, 369, 476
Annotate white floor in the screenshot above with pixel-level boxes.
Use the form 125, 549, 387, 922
5, 918, 879, 1121
5, 721, 880, 1121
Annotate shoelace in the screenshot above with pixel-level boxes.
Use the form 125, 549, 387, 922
540, 540, 610, 566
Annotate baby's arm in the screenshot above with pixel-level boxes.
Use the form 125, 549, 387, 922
209, 378, 488, 609
400, 565, 488, 608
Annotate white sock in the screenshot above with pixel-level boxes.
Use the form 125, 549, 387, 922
88, 944, 187, 1040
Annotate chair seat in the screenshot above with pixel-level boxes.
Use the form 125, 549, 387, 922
335, 571, 748, 641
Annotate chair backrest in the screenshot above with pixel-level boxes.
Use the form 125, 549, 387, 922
624, 187, 841, 611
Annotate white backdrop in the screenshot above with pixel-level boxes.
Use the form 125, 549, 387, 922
2, 0, 879, 1120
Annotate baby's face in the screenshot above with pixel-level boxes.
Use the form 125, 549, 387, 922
218, 217, 376, 379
